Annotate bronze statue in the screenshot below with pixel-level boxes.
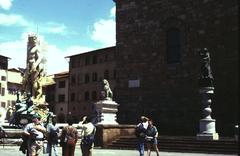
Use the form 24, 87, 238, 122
199, 48, 214, 87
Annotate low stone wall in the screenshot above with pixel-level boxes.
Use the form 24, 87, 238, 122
95, 124, 136, 147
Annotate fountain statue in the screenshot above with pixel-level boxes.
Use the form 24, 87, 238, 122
10, 33, 50, 127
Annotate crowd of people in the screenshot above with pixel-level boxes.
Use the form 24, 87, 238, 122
20, 114, 96, 156
19, 113, 159, 156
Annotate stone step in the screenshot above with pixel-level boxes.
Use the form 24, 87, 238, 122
107, 136, 239, 154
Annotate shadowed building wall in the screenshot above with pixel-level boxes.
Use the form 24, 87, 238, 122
114, 0, 238, 136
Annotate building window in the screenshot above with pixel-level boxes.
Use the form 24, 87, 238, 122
85, 56, 90, 65
166, 28, 181, 64
1, 102, 6, 107
58, 94, 65, 102
70, 93, 75, 102
1, 76, 6, 81
92, 72, 98, 82
1, 88, 5, 96
58, 80, 66, 88
60, 107, 63, 111
92, 55, 98, 64
85, 91, 90, 101
104, 70, 109, 80
0, 83, 1, 94
92, 91, 97, 100
85, 73, 90, 83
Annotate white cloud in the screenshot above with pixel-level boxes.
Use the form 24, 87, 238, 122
0, 32, 95, 75
0, 13, 28, 26
91, 19, 116, 47
39, 22, 67, 35
0, 0, 13, 10
91, 6, 116, 47
65, 46, 94, 56
110, 6, 116, 18
0, 13, 69, 36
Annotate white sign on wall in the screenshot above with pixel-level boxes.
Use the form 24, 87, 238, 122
128, 79, 140, 88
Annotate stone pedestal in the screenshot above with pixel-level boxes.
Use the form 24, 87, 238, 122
197, 87, 219, 140
197, 118, 219, 140
95, 100, 119, 125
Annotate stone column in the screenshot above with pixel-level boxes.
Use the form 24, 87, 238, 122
197, 48, 219, 140
197, 87, 219, 140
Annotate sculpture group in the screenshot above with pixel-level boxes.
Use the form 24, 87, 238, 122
10, 33, 49, 127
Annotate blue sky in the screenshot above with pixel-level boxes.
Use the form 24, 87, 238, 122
0, 0, 116, 74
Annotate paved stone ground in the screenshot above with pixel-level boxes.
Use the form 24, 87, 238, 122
0, 146, 237, 156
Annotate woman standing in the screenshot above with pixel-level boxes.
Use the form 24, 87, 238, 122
146, 119, 160, 156
60, 118, 78, 156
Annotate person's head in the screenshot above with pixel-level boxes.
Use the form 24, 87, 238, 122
82, 115, 93, 124
67, 117, 74, 125
32, 113, 41, 124
148, 119, 153, 126
52, 115, 57, 124
140, 116, 149, 122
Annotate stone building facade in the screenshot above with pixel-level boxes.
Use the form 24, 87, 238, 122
45, 71, 69, 122
67, 47, 116, 121
114, 0, 238, 136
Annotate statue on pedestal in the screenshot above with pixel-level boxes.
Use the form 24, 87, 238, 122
197, 48, 218, 140
95, 79, 119, 125
10, 33, 49, 127
100, 79, 113, 101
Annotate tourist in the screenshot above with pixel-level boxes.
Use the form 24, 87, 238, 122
60, 117, 78, 156
135, 116, 149, 156
46, 115, 59, 156
145, 119, 160, 156
23, 113, 46, 156
78, 115, 96, 156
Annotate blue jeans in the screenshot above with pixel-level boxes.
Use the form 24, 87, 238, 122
138, 139, 145, 156
47, 142, 58, 156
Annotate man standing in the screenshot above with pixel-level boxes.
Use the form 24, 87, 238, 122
23, 113, 46, 156
135, 116, 149, 156
78, 116, 96, 156
47, 115, 59, 156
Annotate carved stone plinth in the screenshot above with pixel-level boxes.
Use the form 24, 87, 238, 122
95, 100, 119, 125
197, 87, 219, 140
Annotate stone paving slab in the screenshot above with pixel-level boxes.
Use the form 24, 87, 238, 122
0, 146, 237, 156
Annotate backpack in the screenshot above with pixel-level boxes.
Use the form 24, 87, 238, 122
135, 123, 146, 138
81, 127, 96, 145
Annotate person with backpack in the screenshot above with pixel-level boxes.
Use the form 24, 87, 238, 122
46, 115, 59, 156
145, 119, 160, 156
60, 118, 78, 156
135, 116, 149, 156
78, 115, 96, 156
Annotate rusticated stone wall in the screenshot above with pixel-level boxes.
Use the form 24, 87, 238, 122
114, 0, 238, 136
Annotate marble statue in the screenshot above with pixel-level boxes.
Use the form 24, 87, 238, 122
22, 33, 46, 103
101, 79, 113, 101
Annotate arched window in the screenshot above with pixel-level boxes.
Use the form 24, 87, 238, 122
166, 28, 181, 63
